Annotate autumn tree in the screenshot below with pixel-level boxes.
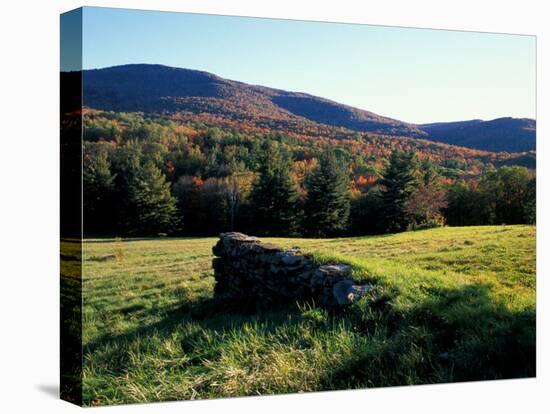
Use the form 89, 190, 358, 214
223, 172, 254, 231
404, 168, 448, 229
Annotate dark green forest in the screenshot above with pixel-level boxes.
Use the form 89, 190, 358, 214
82, 111, 536, 237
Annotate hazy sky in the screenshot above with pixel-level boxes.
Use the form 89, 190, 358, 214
78, 7, 536, 124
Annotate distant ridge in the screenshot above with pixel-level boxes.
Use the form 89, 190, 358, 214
80, 64, 535, 152
419, 118, 536, 152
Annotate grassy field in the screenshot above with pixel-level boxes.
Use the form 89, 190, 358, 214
81, 225, 536, 406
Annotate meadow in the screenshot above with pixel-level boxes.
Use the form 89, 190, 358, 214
81, 225, 536, 406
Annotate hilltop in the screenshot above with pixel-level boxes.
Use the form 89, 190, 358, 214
419, 117, 536, 152
82, 64, 427, 138
72, 64, 536, 155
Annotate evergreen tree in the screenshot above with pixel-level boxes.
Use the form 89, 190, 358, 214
379, 150, 418, 232
128, 161, 179, 235
83, 143, 115, 235
350, 187, 385, 235
250, 141, 301, 236
305, 149, 351, 237
110, 141, 143, 233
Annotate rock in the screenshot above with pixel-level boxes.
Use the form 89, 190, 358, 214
280, 252, 304, 266
212, 240, 225, 257
332, 279, 370, 305
317, 264, 353, 278
212, 257, 224, 271
346, 284, 370, 301
220, 232, 258, 243
261, 243, 283, 253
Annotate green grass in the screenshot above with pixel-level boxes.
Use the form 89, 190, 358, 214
81, 225, 536, 406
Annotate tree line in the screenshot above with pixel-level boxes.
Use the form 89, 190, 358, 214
84, 142, 535, 238
82, 111, 535, 237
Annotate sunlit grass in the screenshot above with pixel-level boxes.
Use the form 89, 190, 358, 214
81, 225, 535, 406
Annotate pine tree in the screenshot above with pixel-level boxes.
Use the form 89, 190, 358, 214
83, 143, 115, 235
129, 161, 179, 235
379, 150, 418, 232
250, 141, 301, 236
305, 149, 351, 237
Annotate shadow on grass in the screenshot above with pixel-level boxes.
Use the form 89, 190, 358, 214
84, 282, 535, 390
411, 283, 536, 381
320, 283, 535, 390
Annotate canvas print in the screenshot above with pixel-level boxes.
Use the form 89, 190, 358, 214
60, 7, 536, 407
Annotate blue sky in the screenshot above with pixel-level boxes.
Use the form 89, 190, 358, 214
77, 7, 535, 124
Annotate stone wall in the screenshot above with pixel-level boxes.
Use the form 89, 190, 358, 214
212, 232, 370, 308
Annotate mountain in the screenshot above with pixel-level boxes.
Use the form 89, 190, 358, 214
80, 64, 535, 153
82, 64, 427, 138
419, 118, 536, 152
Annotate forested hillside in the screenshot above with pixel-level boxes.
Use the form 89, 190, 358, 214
65, 64, 536, 237
81, 110, 536, 237
80, 64, 535, 153
82, 64, 427, 138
